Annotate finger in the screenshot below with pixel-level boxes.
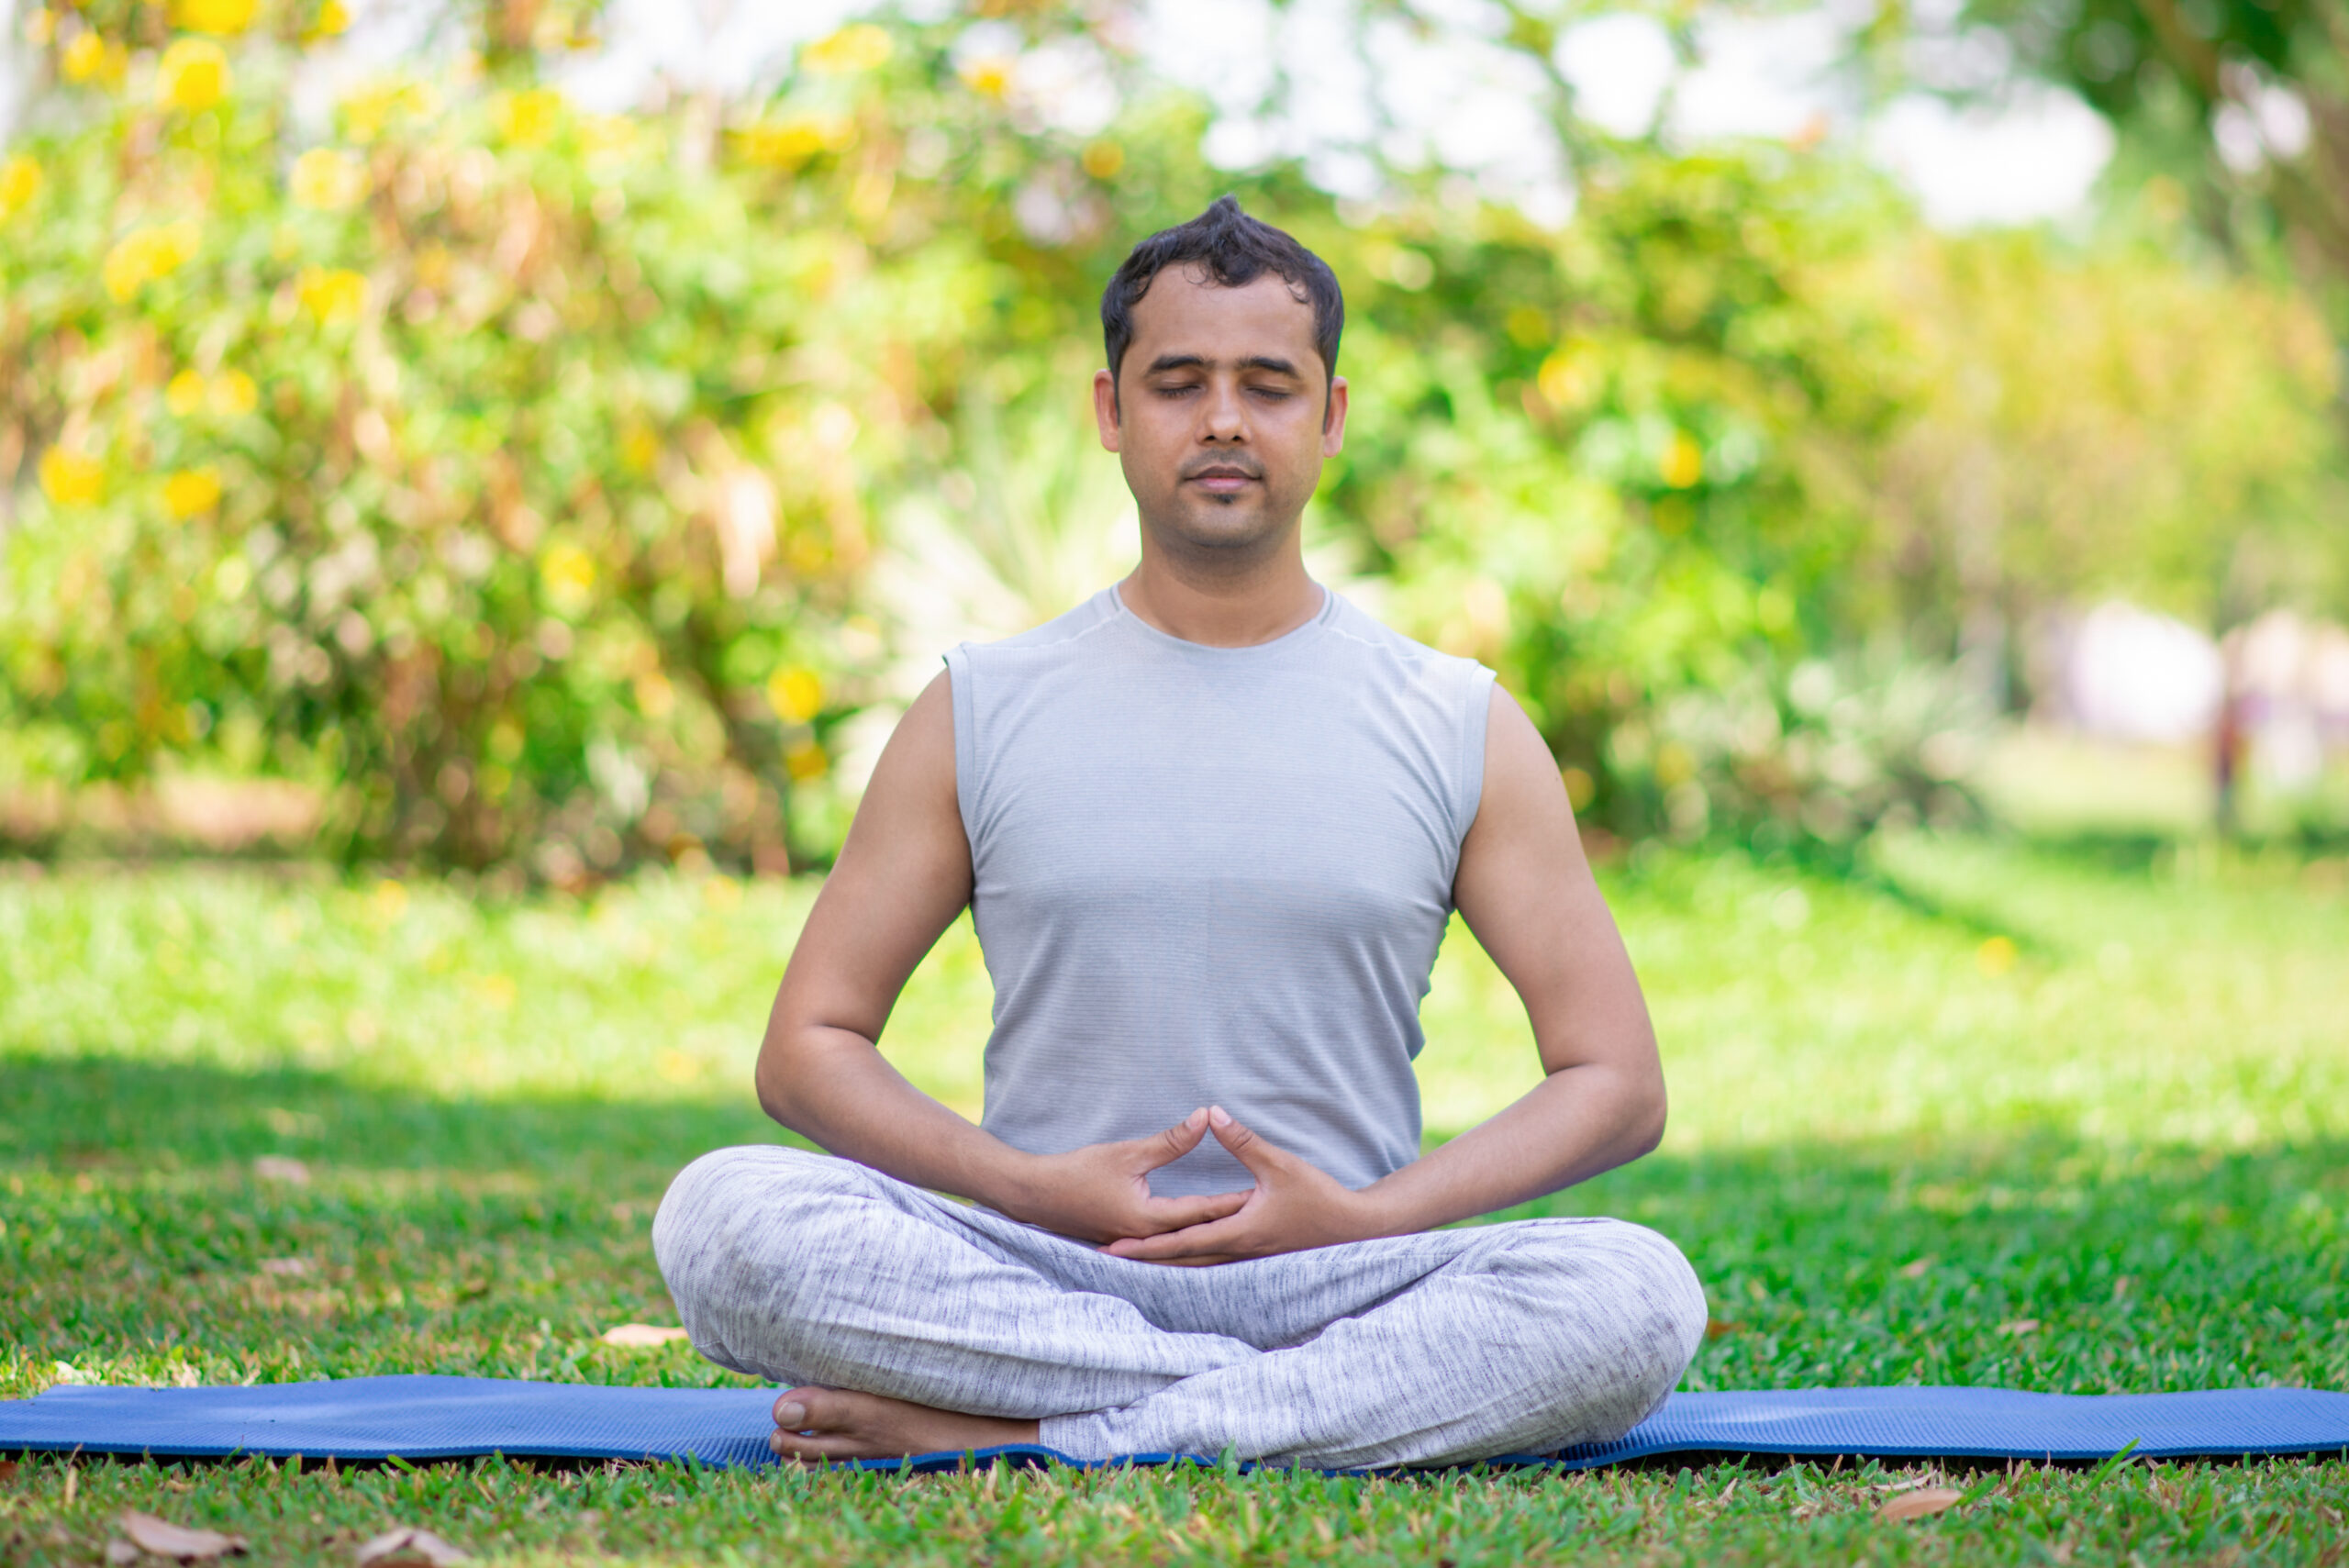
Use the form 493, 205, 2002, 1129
1106, 1215, 1249, 1262
1130, 1106, 1211, 1173
1206, 1106, 1286, 1180
1133, 1187, 1252, 1233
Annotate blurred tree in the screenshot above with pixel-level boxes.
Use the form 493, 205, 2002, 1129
1900, 0, 2349, 320
3, 0, 2343, 871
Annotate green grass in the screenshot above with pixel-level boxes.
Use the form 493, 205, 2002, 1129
3, 833, 2346, 1563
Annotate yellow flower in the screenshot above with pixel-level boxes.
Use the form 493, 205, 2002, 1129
162, 466, 223, 519
310, 0, 350, 38
290, 147, 367, 210
1976, 935, 2018, 978
1537, 347, 1601, 413
801, 22, 892, 75
0, 154, 39, 217
101, 219, 202, 303
166, 369, 206, 416
212, 368, 259, 416
496, 87, 562, 148
959, 56, 1012, 99
170, 0, 258, 36
1659, 430, 1705, 490
765, 666, 825, 725
618, 423, 658, 473
734, 114, 853, 171
156, 38, 229, 113
785, 740, 829, 783
1081, 140, 1124, 180
61, 30, 105, 83
296, 265, 366, 324
539, 543, 596, 613
39, 448, 106, 507
338, 80, 404, 142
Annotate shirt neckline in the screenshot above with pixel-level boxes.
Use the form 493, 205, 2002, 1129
1107, 580, 1337, 657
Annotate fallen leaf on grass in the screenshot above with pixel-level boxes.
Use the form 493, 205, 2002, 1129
1998, 1318, 2040, 1337
0, 1458, 16, 1483
356, 1525, 470, 1566
119, 1510, 249, 1560
599, 1323, 690, 1348
1876, 1486, 1964, 1522
1704, 1318, 1742, 1340
258, 1258, 312, 1277
106, 1540, 141, 1564
253, 1157, 310, 1184
1898, 1257, 1935, 1279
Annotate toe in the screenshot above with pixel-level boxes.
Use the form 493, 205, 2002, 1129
772, 1385, 831, 1430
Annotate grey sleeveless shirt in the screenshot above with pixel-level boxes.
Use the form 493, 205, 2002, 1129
942, 584, 1496, 1197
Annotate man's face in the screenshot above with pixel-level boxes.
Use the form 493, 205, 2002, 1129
1094, 269, 1348, 568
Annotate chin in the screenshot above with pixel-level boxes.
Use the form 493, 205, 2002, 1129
1161, 509, 1284, 556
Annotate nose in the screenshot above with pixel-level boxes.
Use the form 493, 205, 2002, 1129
1200, 380, 1247, 442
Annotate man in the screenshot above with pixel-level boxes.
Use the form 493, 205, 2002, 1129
654, 196, 1707, 1470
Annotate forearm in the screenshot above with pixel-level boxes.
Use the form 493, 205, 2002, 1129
1354, 1060, 1665, 1236
757, 1025, 1036, 1214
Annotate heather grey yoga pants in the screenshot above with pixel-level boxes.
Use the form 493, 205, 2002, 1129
652, 1145, 1708, 1470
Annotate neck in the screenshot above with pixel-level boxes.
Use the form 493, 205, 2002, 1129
1118, 533, 1321, 649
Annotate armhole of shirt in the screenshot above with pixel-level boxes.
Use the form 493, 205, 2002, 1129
1453, 663, 1498, 846
941, 645, 980, 846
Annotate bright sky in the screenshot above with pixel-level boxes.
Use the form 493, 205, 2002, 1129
2, 0, 2117, 231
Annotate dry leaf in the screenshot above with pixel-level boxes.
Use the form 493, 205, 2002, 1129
356, 1526, 471, 1566
598, 1323, 690, 1348
1876, 1486, 1964, 1521
1998, 1318, 2041, 1337
253, 1156, 310, 1184
1703, 1318, 1742, 1340
1898, 1257, 1935, 1279
258, 1258, 312, 1277
0, 1458, 17, 1483
106, 1540, 142, 1565
119, 1510, 250, 1560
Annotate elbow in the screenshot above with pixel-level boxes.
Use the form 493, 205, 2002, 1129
1628, 1072, 1668, 1160
752, 1029, 809, 1133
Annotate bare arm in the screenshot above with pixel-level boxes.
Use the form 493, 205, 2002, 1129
1107, 684, 1665, 1262
1359, 682, 1667, 1223
754, 671, 1249, 1243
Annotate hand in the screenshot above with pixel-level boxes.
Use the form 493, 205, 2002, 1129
1103, 1106, 1377, 1265
997, 1107, 1252, 1246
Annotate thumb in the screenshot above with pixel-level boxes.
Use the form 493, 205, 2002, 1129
1206, 1106, 1283, 1179
1137, 1107, 1210, 1172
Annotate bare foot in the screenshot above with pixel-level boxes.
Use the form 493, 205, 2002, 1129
769, 1386, 1041, 1463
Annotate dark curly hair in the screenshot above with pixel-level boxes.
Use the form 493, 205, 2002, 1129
1099, 196, 1343, 411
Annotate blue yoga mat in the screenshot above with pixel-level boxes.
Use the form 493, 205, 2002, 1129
4, 1377, 2345, 1473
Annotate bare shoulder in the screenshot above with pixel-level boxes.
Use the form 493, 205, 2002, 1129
853, 670, 960, 828
774, 669, 971, 1035
1464, 684, 1581, 852
814, 668, 970, 933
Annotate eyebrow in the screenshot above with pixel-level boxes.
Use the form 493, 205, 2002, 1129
1143, 353, 1306, 378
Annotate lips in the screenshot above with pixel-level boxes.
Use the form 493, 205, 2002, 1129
1186, 466, 1259, 492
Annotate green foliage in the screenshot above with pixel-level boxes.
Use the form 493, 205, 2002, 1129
3, 840, 2346, 1560
3, 2, 2345, 868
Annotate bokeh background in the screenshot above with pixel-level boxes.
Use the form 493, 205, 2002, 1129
2, 0, 2344, 883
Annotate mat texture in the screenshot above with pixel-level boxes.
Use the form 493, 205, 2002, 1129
6, 1377, 2346, 1473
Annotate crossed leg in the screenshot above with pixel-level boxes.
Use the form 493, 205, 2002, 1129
653, 1145, 1707, 1469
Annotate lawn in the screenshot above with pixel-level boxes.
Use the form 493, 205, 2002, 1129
2, 831, 2345, 1564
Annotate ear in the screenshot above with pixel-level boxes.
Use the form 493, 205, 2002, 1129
1093, 368, 1122, 453
1320, 375, 1349, 456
